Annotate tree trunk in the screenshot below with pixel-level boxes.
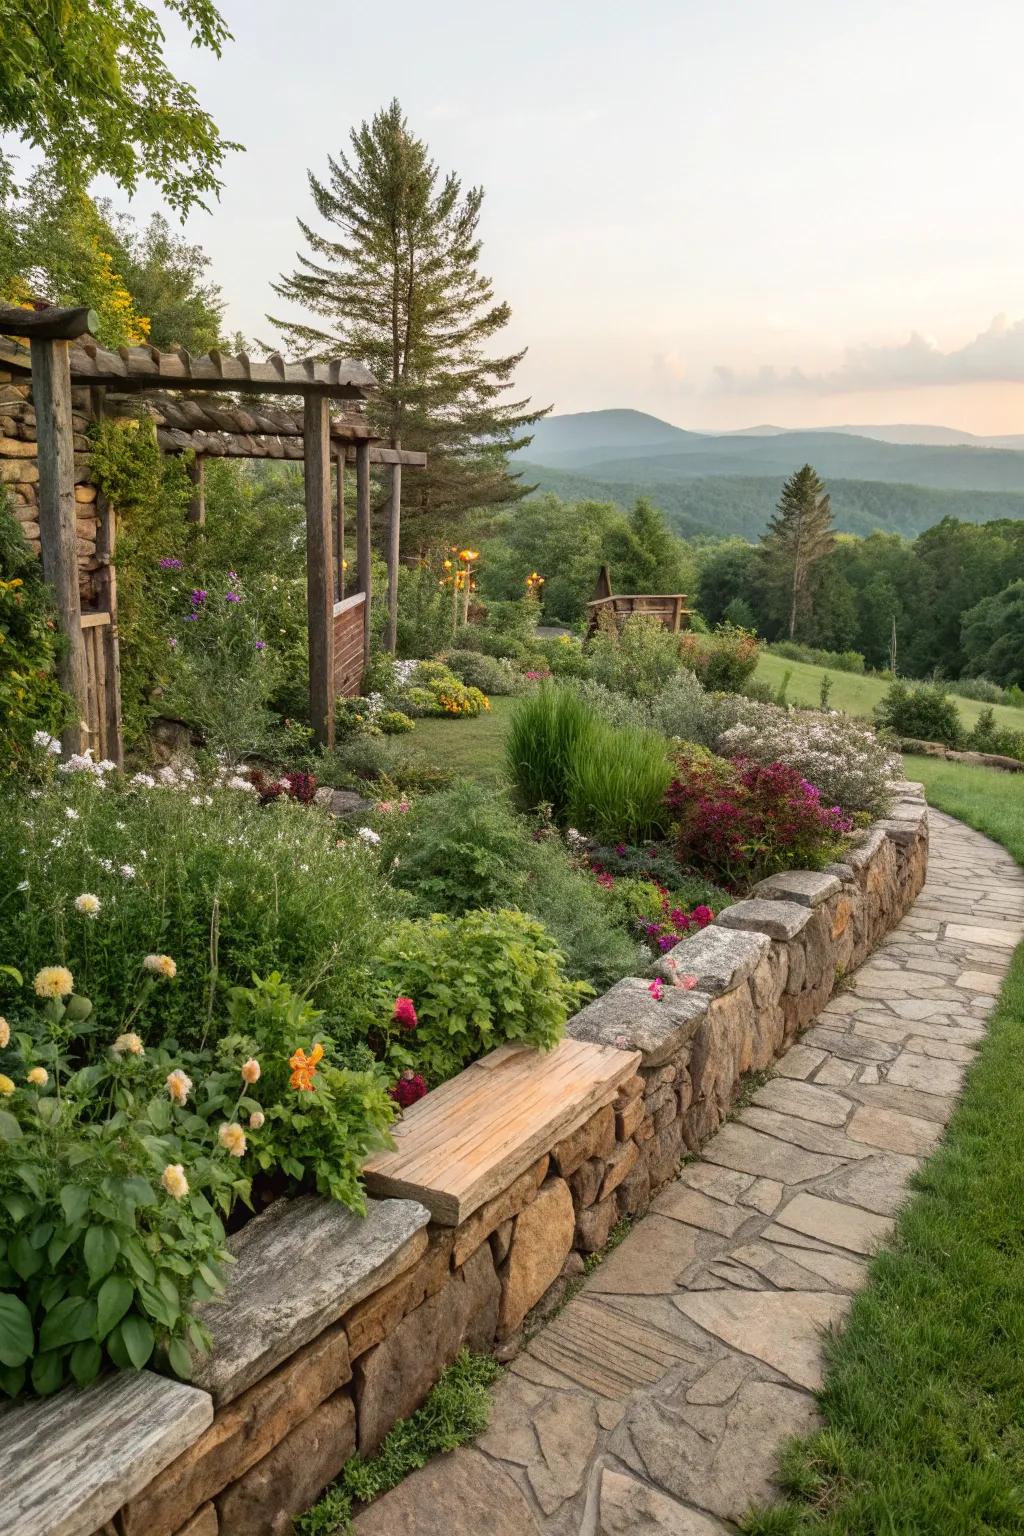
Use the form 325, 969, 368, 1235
385, 455, 402, 652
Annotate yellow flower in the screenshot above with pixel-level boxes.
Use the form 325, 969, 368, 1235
218, 1121, 247, 1158
0, 1017, 9, 1049
241, 1058, 261, 1085
27, 1067, 48, 1087
0, 1074, 14, 1096
161, 1164, 189, 1200
166, 1068, 193, 1105
74, 893, 101, 918
249, 1109, 265, 1129
34, 966, 74, 999
112, 1032, 144, 1057
144, 954, 177, 979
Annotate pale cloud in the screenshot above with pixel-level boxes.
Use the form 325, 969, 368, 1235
713, 316, 1024, 395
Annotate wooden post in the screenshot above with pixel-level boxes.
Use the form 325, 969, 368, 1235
304, 392, 334, 748
335, 452, 346, 602
186, 455, 206, 524
356, 439, 372, 663
31, 337, 88, 753
94, 490, 124, 766
385, 458, 402, 653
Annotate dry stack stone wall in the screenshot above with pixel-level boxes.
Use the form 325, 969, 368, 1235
0, 793, 929, 1536
0, 366, 100, 601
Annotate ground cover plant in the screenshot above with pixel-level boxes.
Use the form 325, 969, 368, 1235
744, 755, 1024, 1535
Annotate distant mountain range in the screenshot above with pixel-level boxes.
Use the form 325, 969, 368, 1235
519, 410, 1024, 539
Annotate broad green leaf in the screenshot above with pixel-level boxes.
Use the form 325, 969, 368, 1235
0, 1111, 21, 1142
96, 1275, 134, 1339
167, 1337, 192, 1379
0, 1293, 34, 1367
31, 1349, 64, 1396
106, 1324, 132, 1371
9, 1234, 43, 1281
39, 1296, 97, 1351
0, 1362, 26, 1397
60, 1186, 90, 1226
70, 1338, 102, 1387
15, 1165, 43, 1200
29, 1222, 54, 1251
121, 1238, 156, 1285
84, 1226, 119, 1285
119, 1314, 154, 1370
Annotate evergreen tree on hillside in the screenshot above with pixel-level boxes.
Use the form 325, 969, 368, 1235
268, 99, 546, 539
761, 465, 835, 639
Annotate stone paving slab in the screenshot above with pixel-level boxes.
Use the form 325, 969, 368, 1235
357, 809, 1023, 1534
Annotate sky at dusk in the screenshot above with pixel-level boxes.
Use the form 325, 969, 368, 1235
87, 0, 1024, 433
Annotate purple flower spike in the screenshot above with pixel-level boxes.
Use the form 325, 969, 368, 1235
255, 640, 267, 651
228, 570, 240, 583
225, 591, 241, 603
159, 557, 183, 570
190, 588, 208, 606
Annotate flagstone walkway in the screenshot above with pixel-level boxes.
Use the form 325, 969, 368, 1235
355, 809, 1024, 1535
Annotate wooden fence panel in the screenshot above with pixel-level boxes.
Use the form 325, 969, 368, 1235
333, 592, 367, 698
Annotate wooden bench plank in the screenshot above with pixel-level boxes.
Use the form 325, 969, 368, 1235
363, 1039, 641, 1225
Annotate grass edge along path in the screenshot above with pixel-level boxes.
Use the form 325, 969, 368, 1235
743, 758, 1024, 1536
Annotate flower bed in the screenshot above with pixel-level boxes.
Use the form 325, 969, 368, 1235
0, 788, 930, 1536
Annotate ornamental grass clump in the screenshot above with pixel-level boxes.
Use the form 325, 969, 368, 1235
506, 684, 599, 820
668, 747, 853, 889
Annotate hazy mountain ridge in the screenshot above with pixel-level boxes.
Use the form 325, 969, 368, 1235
521, 461, 1024, 542
523, 410, 1024, 494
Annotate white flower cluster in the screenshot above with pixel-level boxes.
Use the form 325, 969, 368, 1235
717, 705, 900, 816
393, 659, 419, 687
59, 750, 116, 777
32, 730, 62, 756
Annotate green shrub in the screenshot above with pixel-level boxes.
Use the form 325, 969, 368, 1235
679, 622, 760, 693
439, 649, 523, 695
399, 662, 489, 719
566, 721, 672, 841
378, 709, 414, 735
535, 633, 589, 678
770, 640, 866, 674
0, 975, 239, 1398
378, 781, 530, 914
506, 685, 599, 819
965, 706, 1024, 761
358, 909, 591, 1084
0, 497, 69, 772
0, 767, 397, 1050
587, 613, 683, 700
874, 680, 963, 747
218, 973, 394, 1210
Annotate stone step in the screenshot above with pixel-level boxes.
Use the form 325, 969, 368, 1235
363, 1039, 642, 1225
0, 1370, 212, 1536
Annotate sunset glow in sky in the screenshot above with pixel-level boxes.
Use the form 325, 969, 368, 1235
91, 0, 1024, 434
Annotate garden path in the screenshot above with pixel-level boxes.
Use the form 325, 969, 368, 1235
353, 810, 1024, 1535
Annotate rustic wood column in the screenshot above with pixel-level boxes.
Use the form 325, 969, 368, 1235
356, 439, 372, 662
304, 392, 334, 748
385, 458, 402, 653
31, 336, 88, 753
186, 455, 206, 524
335, 451, 346, 601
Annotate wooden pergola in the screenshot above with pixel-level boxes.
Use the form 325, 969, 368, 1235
0, 305, 425, 758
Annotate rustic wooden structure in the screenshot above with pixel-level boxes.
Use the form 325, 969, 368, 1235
585, 562, 692, 637
0, 308, 426, 759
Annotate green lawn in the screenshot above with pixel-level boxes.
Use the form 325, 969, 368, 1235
755, 651, 1024, 735
745, 756, 1024, 1536
406, 693, 517, 783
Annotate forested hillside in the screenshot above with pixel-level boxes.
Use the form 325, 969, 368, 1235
520, 463, 1024, 541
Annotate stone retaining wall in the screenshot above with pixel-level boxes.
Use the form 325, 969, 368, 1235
1, 792, 929, 1536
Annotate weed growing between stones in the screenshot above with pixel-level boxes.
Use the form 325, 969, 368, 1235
294, 1350, 502, 1535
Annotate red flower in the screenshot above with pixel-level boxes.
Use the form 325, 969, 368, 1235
392, 996, 418, 1030
389, 1071, 428, 1108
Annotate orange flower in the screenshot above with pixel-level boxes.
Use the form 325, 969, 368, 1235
289, 1042, 324, 1092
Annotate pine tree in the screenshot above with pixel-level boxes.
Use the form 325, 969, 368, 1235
268, 99, 546, 645
761, 465, 835, 639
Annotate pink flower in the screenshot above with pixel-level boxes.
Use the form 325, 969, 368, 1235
389, 1070, 428, 1107
392, 997, 418, 1030
648, 978, 664, 1001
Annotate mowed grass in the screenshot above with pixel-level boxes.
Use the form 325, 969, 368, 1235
405, 693, 517, 784
744, 757, 1024, 1536
755, 651, 1024, 734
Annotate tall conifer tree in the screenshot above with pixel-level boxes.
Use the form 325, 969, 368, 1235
269, 99, 546, 644
761, 464, 835, 639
